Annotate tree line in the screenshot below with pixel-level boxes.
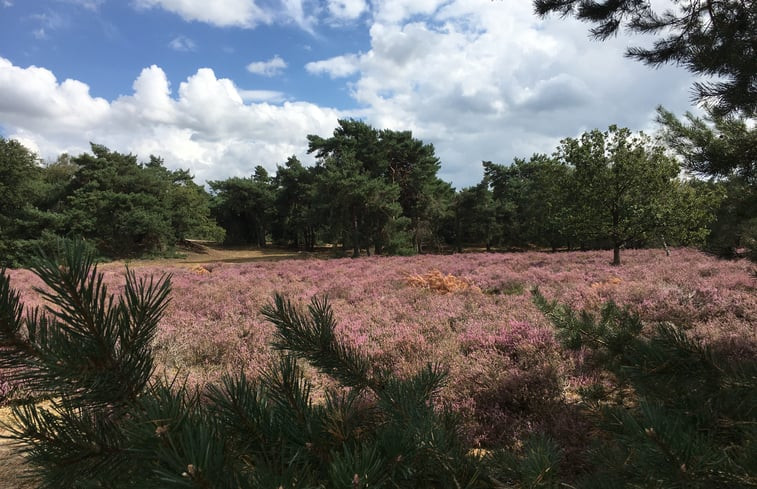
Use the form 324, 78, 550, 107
0, 142, 223, 266
1, 107, 753, 267
205, 108, 755, 265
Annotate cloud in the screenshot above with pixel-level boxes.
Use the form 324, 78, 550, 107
304, 0, 698, 186
130, 0, 328, 32
0, 58, 110, 131
305, 54, 360, 78
238, 89, 287, 103
133, 0, 272, 28
58, 0, 105, 10
281, 0, 317, 32
0, 57, 342, 183
29, 10, 68, 39
246, 55, 287, 77
371, 0, 448, 24
327, 0, 367, 21
3, 1, 702, 190
168, 35, 196, 51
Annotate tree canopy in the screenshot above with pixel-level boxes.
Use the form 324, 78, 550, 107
0, 142, 222, 265
657, 106, 756, 258
0, 138, 45, 265
556, 126, 686, 265
0, 115, 733, 266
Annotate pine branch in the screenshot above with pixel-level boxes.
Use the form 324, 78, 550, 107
535, 290, 757, 488
1, 240, 173, 487
262, 293, 376, 391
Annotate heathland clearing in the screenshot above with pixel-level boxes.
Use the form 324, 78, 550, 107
2, 248, 755, 484
8, 248, 755, 436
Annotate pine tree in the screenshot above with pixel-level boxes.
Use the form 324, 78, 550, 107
533, 0, 757, 117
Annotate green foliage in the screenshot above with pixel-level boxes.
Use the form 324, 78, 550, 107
2, 242, 491, 488
0, 241, 171, 487
308, 120, 404, 257
484, 156, 572, 250
486, 434, 564, 489
555, 126, 688, 265
379, 129, 450, 253
533, 288, 642, 356
0, 140, 223, 265
473, 131, 717, 259
452, 179, 501, 252
533, 289, 757, 488
271, 156, 319, 250
533, 0, 757, 117
210, 167, 275, 247
64, 146, 222, 257
305, 119, 452, 256
657, 106, 756, 259
0, 137, 46, 267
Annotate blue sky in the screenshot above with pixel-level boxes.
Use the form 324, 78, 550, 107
0, 0, 699, 188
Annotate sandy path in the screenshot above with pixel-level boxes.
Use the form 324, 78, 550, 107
0, 408, 37, 489
98, 242, 328, 270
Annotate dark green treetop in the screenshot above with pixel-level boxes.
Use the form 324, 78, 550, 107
657, 106, 757, 258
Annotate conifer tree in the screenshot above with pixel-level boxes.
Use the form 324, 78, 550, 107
533, 0, 757, 117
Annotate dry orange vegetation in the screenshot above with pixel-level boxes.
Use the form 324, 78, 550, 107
405, 269, 482, 293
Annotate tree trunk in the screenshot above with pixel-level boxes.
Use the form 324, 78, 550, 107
661, 235, 671, 256
611, 208, 620, 265
352, 211, 360, 258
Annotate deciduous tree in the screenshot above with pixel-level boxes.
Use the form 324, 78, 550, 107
556, 126, 681, 265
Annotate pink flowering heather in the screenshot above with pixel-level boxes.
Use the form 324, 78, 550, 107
4, 248, 755, 448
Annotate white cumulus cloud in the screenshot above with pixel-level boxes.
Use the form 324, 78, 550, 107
246, 55, 288, 77
2, 0, 704, 189
0, 57, 342, 183
304, 0, 699, 186
305, 54, 360, 78
327, 0, 367, 20
133, 0, 272, 28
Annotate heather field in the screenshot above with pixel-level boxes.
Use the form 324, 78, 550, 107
4, 248, 756, 459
